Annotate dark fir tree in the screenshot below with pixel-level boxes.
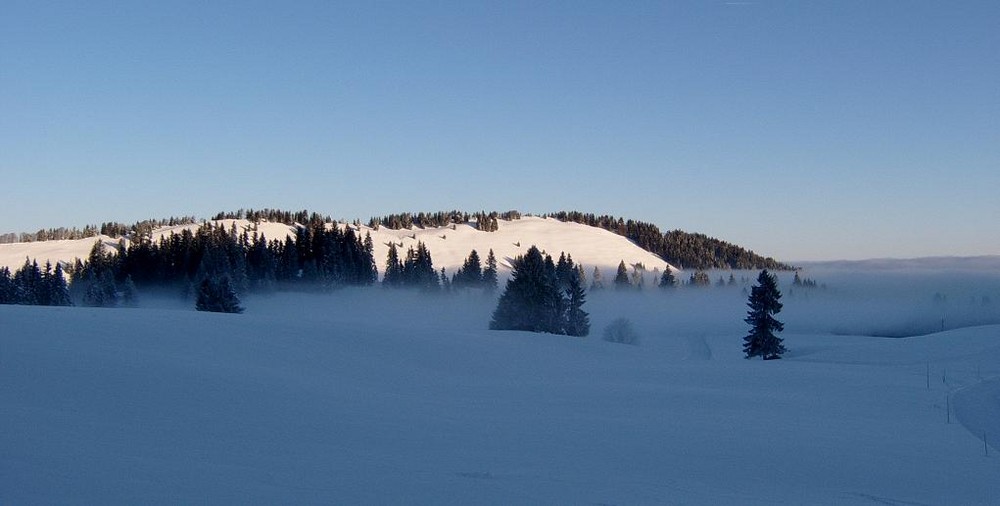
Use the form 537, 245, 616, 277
402, 241, 439, 290
454, 249, 483, 288
490, 246, 564, 334
439, 267, 451, 292
383, 243, 404, 287
0, 267, 16, 304
555, 252, 576, 291
195, 276, 244, 313
659, 269, 676, 289
564, 271, 590, 337
48, 263, 73, 306
743, 269, 786, 360
482, 249, 499, 293
614, 261, 631, 290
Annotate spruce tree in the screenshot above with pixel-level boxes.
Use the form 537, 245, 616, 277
383, 243, 403, 287
743, 269, 786, 360
490, 246, 564, 334
0, 267, 15, 304
614, 261, 631, 290
482, 249, 499, 292
590, 266, 604, 291
564, 272, 590, 337
659, 269, 676, 289
121, 275, 139, 307
48, 263, 73, 306
455, 249, 483, 288
196, 276, 244, 313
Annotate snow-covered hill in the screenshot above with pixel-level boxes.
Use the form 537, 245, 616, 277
0, 217, 673, 276
2, 286, 999, 504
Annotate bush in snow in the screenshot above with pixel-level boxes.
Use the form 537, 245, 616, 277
603, 317, 639, 345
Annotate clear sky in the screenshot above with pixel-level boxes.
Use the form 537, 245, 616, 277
2, 1, 997, 261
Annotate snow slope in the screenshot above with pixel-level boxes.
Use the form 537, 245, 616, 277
3, 284, 1000, 504
0, 217, 672, 276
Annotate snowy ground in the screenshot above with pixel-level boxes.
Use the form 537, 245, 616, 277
3, 266, 1000, 504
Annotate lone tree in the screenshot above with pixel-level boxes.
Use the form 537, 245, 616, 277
743, 269, 785, 359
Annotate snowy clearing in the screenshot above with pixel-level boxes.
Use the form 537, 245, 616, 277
3, 267, 1000, 504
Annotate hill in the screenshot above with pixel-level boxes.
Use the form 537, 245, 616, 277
0, 216, 672, 278
0, 209, 791, 274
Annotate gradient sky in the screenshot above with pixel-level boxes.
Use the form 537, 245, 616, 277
2, 1, 998, 261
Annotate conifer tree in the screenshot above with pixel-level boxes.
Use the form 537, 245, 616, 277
48, 263, 73, 306
614, 261, 631, 290
555, 252, 576, 291
564, 271, 590, 337
690, 270, 711, 287
0, 267, 15, 304
743, 269, 786, 360
121, 275, 139, 307
482, 249, 499, 292
195, 276, 244, 313
659, 269, 677, 289
454, 249, 483, 288
383, 242, 403, 287
490, 246, 564, 334
590, 266, 604, 291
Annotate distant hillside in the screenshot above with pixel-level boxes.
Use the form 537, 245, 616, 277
0, 208, 793, 271
543, 212, 793, 271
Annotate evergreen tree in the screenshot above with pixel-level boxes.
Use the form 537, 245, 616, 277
564, 271, 590, 337
195, 276, 245, 313
743, 269, 786, 360
440, 267, 451, 292
48, 263, 73, 306
0, 267, 15, 304
13, 259, 43, 305
490, 246, 565, 334
555, 252, 576, 291
84, 271, 119, 307
659, 269, 677, 289
690, 270, 711, 287
383, 243, 404, 287
454, 249, 483, 288
402, 242, 438, 290
482, 249, 499, 292
630, 265, 645, 289
614, 261, 631, 290
121, 275, 139, 307
590, 266, 604, 291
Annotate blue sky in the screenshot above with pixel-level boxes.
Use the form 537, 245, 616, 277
2, 1, 997, 261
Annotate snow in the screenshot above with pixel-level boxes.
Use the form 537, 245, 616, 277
0, 217, 673, 276
3, 267, 1000, 504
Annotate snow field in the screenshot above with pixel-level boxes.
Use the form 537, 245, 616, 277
3, 276, 1000, 504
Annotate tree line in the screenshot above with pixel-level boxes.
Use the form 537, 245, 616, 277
544, 211, 793, 271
